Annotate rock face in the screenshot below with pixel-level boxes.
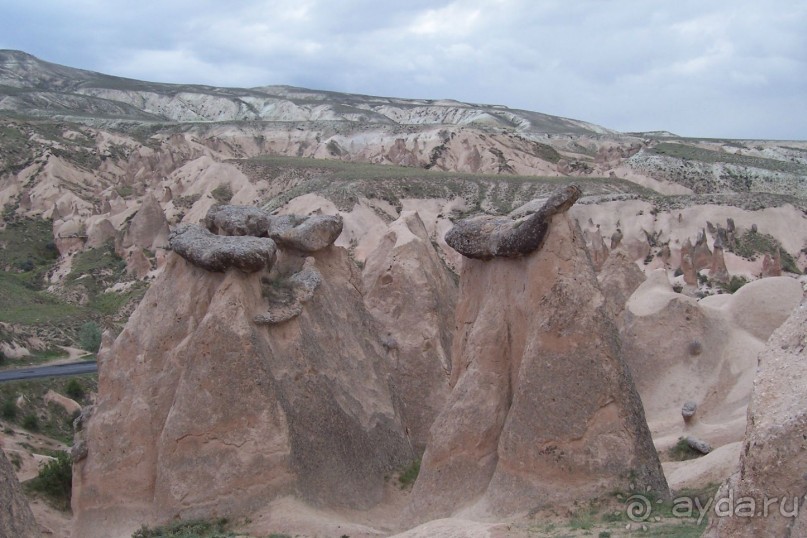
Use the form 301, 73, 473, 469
73, 247, 414, 538
204, 205, 271, 237
444, 185, 581, 259
705, 299, 807, 537
122, 193, 170, 250
268, 214, 344, 253
409, 190, 666, 519
0, 448, 40, 538
597, 248, 646, 321
362, 211, 457, 453
169, 223, 277, 273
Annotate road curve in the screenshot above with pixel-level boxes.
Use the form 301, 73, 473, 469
0, 360, 98, 383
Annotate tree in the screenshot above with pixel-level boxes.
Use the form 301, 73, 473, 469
78, 321, 102, 353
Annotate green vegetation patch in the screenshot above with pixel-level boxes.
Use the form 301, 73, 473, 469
132, 518, 238, 538
649, 143, 807, 175
0, 271, 84, 325
24, 450, 72, 511
731, 230, 800, 274
0, 375, 96, 444
397, 458, 421, 489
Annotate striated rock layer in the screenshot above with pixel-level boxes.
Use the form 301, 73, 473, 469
705, 299, 807, 537
410, 193, 667, 519
72, 246, 414, 538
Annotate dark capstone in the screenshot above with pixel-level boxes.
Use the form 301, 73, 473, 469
204, 205, 271, 237
169, 223, 276, 273
445, 185, 582, 260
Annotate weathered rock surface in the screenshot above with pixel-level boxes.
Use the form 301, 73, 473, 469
122, 193, 170, 250
362, 211, 457, 453
268, 214, 344, 253
204, 204, 271, 237
72, 247, 414, 538
705, 299, 807, 537
681, 400, 698, 421
686, 436, 712, 454
444, 185, 581, 260
169, 223, 277, 273
409, 199, 666, 519
0, 448, 40, 538
597, 247, 646, 321
254, 256, 322, 325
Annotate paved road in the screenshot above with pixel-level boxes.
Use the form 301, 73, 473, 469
0, 360, 98, 382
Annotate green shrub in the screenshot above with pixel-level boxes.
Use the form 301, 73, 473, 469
65, 379, 85, 401
132, 518, 232, 538
78, 321, 102, 353
398, 459, 421, 489
721, 275, 748, 294
211, 184, 233, 204
1, 397, 17, 420
22, 413, 40, 431
668, 437, 702, 461
26, 451, 72, 510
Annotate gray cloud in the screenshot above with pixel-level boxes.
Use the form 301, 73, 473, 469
1, 0, 805, 139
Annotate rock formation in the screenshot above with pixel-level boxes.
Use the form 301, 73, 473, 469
444, 185, 581, 260
169, 223, 277, 273
0, 448, 40, 538
73, 205, 418, 538
705, 299, 807, 537
362, 211, 457, 453
121, 193, 170, 251
410, 187, 667, 519
204, 204, 271, 237
709, 235, 729, 283
597, 248, 646, 321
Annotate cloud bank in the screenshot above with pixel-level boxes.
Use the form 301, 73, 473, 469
2, 0, 805, 139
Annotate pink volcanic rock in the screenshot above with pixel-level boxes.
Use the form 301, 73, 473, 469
409, 190, 666, 519
705, 299, 807, 537
363, 211, 457, 453
72, 246, 413, 538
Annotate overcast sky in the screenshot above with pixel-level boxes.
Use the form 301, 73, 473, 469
2, 0, 805, 139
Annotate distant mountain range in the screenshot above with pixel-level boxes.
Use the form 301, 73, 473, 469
0, 49, 611, 135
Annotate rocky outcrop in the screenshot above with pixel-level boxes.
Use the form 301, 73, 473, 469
597, 248, 646, 321
362, 211, 457, 453
0, 448, 40, 538
761, 249, 782, 277
204, 205, 271, 237
254, 257, 321, 325
705, 299, 807, 537
268, 214, 343, 253
410, 190, 666, 519
122, 193, 169, 250
169, 223, 277, 273
709, 236, 729, 282
73, 247, 414, 538
444, 185, 581, 260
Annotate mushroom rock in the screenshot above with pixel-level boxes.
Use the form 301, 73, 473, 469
410, 186, 667, 519
169, 223, 277, 273
72, 246, 414, 538
610, 228, 624, 249
444, 185, 582, 260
